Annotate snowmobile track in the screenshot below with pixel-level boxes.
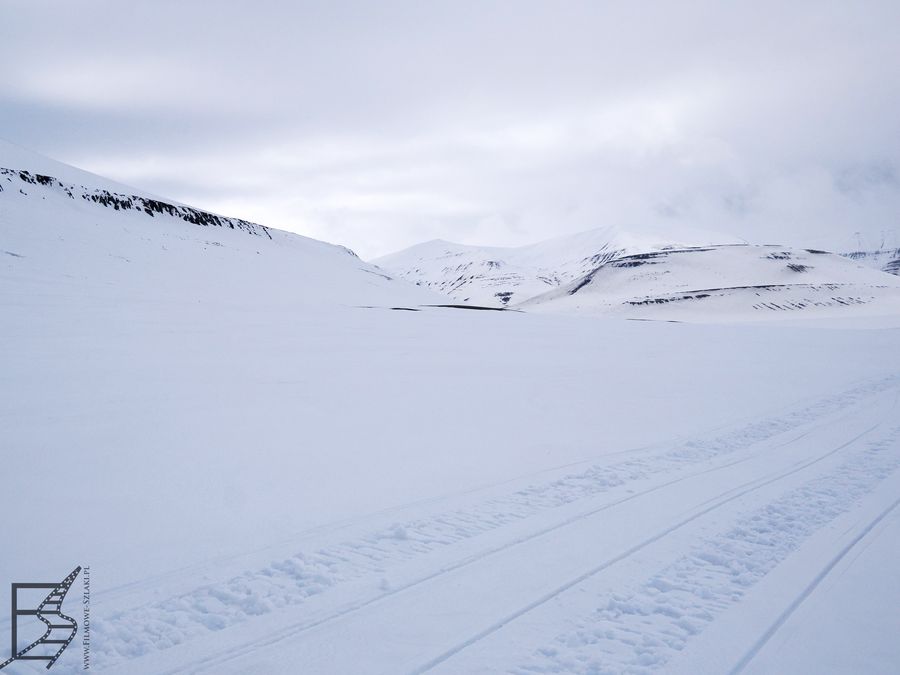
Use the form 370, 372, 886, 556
405, 420, 887, 674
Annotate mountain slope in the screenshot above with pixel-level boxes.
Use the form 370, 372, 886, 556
519, 244, 900, 321
1, 140, 440, 310
376, 228, 900, 321
0, 137, 163, 198
372, 228, 671, 307
842, 247, 900, 276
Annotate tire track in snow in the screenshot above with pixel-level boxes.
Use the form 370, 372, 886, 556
92, 371, 857, 609
511, 426, 900, 675
728, 493, 900, 674
176, 450, 767, 675
89, 376, 822, 611
407, 419, 891, 675
190, 399, 894, 675
89, 438, 673, 606
86, 376, 897, 673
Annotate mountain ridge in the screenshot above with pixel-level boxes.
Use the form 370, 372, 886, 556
372, 226, 695, 307
375, 231, 900, 320
0, 140, 442, 310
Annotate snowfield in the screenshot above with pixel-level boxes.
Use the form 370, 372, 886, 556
2, 142, 900, 674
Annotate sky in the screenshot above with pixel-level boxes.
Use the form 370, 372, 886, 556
2, 0, 899, 259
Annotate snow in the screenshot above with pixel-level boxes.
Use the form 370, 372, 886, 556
521, 244, 900, 321
375, 230, 900, 321
738, 494, 900, 675
372, 227, 677, 307
0, 137, 163, 199
843, 247, 900, 276
2, 144, 900, 674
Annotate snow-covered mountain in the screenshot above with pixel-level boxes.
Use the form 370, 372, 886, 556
372, 228, 675, 307
836, 230, 900, 276
0, 138, 440, 310
522, 244, 900, 321
376, 230, 900, 321
842, 247, 900, 276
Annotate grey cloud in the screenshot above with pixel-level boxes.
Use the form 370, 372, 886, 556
2, 0, 899, 257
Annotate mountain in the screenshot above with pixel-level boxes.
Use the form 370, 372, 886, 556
842, 247, 900, 276
835, 229, 900, 276
372, 227, 676, 307
375, 230, 900, 321
521, 244, 900, 321
0, 137, 162, 197
0, 138, 440, 310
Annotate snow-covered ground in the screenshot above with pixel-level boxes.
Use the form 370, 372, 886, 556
2, 143, 900, 674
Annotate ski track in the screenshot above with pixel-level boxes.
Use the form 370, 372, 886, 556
86, 376, 897, 671
513, 426, 900, 675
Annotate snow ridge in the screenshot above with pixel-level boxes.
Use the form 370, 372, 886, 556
1, 167, 272, 239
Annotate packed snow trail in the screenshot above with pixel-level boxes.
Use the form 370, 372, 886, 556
510, 424, 900, 674
731, 490, 900, 675
68, 376, 900, 675
728, 493, 900, 674
418, 412, 898, 674
86, 376, 891, 671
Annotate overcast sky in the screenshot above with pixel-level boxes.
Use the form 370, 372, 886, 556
2, 0, 899, 258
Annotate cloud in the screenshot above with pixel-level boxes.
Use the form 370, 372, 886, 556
2, 0, 899, 257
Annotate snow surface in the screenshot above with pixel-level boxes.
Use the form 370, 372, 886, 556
2, 144, 900, 674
